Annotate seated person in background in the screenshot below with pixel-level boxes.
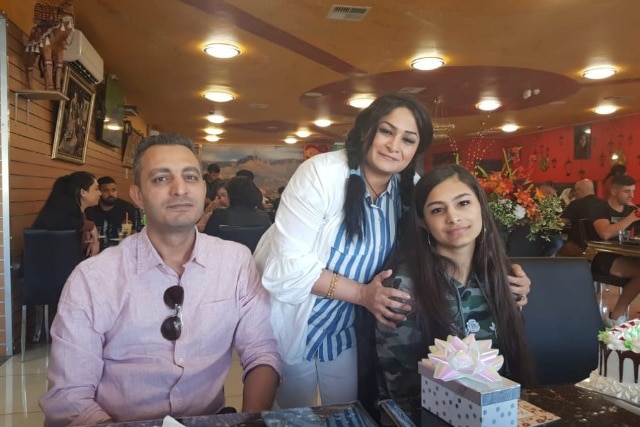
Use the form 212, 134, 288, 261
204, 163, 222, 204
589, 174, 640, 327
85, 176, 137, 238
196, 179, 229, 232
557, 179, 599, 256
538, 180, 557, 197
39, 134, 281, 427
376, 165, 533, 408
204, 176, 272, 237
32, 171, 101, 257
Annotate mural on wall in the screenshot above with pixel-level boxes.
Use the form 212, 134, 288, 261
303, 143, 330, 159
200, 145, 304, 195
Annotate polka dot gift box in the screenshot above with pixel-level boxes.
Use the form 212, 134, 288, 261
418, 335, 520, 427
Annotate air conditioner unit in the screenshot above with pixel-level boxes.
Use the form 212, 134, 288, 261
63, 29, 104, 84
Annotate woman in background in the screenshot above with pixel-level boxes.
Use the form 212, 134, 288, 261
197, 179, 229, 232
376, 164, 534, 408
32, 171, 101, 256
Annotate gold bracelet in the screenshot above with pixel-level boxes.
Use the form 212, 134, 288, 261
327, 272, 340, 299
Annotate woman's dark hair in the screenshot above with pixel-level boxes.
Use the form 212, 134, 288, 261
343, 92, 433, 242
603, 164, 627, 183
396, 164, 533, 386
33, 171, 96, 226
225, 176, 262, 208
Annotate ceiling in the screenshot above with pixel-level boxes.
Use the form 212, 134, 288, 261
72, 0, 640, 147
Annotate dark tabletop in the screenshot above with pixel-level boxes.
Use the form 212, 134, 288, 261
85, 385, 639, 427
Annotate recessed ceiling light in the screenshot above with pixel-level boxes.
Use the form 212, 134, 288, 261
204, 91, 235, 102
295, 129, 311, 138
284, 137, 297, 144
347, 96, 375, 109
203, 43, 241, 59
594, 105, 617, 115
410, 57, 445, 71
583, 66, 617, 80
205, 127, 223, 135
207, 114, 226, 124
476, 99, 502, 111
314, 119, 332, 127
501, 124, 519, 133
205, 135, 220, 142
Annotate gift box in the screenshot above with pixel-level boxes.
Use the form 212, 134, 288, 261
419, 361, 520, 427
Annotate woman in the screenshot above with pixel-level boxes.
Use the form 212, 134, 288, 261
32, 171, 101, 256
204, 176, 271, 236
253, 92, 435, 408
376, 164, 534, 408
197, 179, 229, 232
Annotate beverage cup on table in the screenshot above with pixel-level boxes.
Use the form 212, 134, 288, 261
121, 221, 133, 237
619, 229, 631, 243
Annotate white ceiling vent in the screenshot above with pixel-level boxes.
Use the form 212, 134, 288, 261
398, 87, 426, 94
327, 5, 371, 21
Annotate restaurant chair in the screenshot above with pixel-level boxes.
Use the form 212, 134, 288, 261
577, 218, 630, 316
511, 257, 603, 386
21, 228, 83, 362
215, 224, 270, 253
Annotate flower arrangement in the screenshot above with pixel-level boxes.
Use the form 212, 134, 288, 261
476, 150, 564, 241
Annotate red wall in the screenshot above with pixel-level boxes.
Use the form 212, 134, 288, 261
426, 113, 640, 198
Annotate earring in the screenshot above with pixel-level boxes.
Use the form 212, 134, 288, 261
427, 233, 435, 250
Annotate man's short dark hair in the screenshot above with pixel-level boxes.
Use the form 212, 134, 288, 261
235, 169, 255, 180
207, 163, 220, 174
612, 174, 636, 187
97, 176, 116, 186
134, 134, 197, 185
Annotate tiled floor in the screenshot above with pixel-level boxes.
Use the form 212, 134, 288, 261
1, 290, 639, 427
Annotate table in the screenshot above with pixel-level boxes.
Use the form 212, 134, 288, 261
86, 385, 639, 427
585, 240, 640, 260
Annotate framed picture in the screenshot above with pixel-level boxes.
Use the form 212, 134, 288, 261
52, 68, 96, 164
122, 128, 143, 168
574, 124, 591, 159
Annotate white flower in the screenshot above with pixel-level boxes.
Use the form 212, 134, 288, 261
513, 204, 526, 219
466, 319, 480, 333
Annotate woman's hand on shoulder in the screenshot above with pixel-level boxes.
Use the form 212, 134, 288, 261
508, 263, 530, 308
360, 269, 412, 328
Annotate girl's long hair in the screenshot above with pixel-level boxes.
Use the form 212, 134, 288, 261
395, 164, 534, 385
343, 93, 433, 242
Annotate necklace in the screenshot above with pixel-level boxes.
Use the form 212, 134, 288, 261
362, 173, 385, 200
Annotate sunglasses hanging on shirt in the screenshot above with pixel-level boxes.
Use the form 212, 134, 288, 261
161, 285, 184, 341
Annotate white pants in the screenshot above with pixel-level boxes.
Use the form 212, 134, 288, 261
275, 345, 358, 408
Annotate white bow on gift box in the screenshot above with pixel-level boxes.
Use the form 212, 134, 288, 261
427, 335, 504, 383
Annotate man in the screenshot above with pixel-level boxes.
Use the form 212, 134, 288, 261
538, 181, 557, 198
85, 176, 138, 238
588, 175, 640, 326
557, 179, 600, 256
40, 134, 281, 427
205, 163, 221, 203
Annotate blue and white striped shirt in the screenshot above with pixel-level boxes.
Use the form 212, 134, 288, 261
305, 172, 401, 361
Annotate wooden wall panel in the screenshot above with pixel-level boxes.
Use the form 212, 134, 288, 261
2, 12, 148, 355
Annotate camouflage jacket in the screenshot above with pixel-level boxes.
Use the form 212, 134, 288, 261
375, 264, 498, 402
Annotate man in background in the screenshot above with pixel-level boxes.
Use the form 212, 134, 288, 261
85, 176, 137, 238
557, 178, 599, 256
205, 163, 221, 203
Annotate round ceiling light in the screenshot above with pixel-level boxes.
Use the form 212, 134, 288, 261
582, 66, 617, 80
594, 104, 617, 115
205, 127, 224, 135
347, 96, 375, 109
410, 56, 445, 71
284, 137, 297, 144
207, 113, 226, 124
314, 118, 332, 127
295, 129, 311, 138
476, 99, 502, 111
501, 124, 519, 133
204, 91, 235, 102
205, 135, 220, 142
203, 43, 241, 59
